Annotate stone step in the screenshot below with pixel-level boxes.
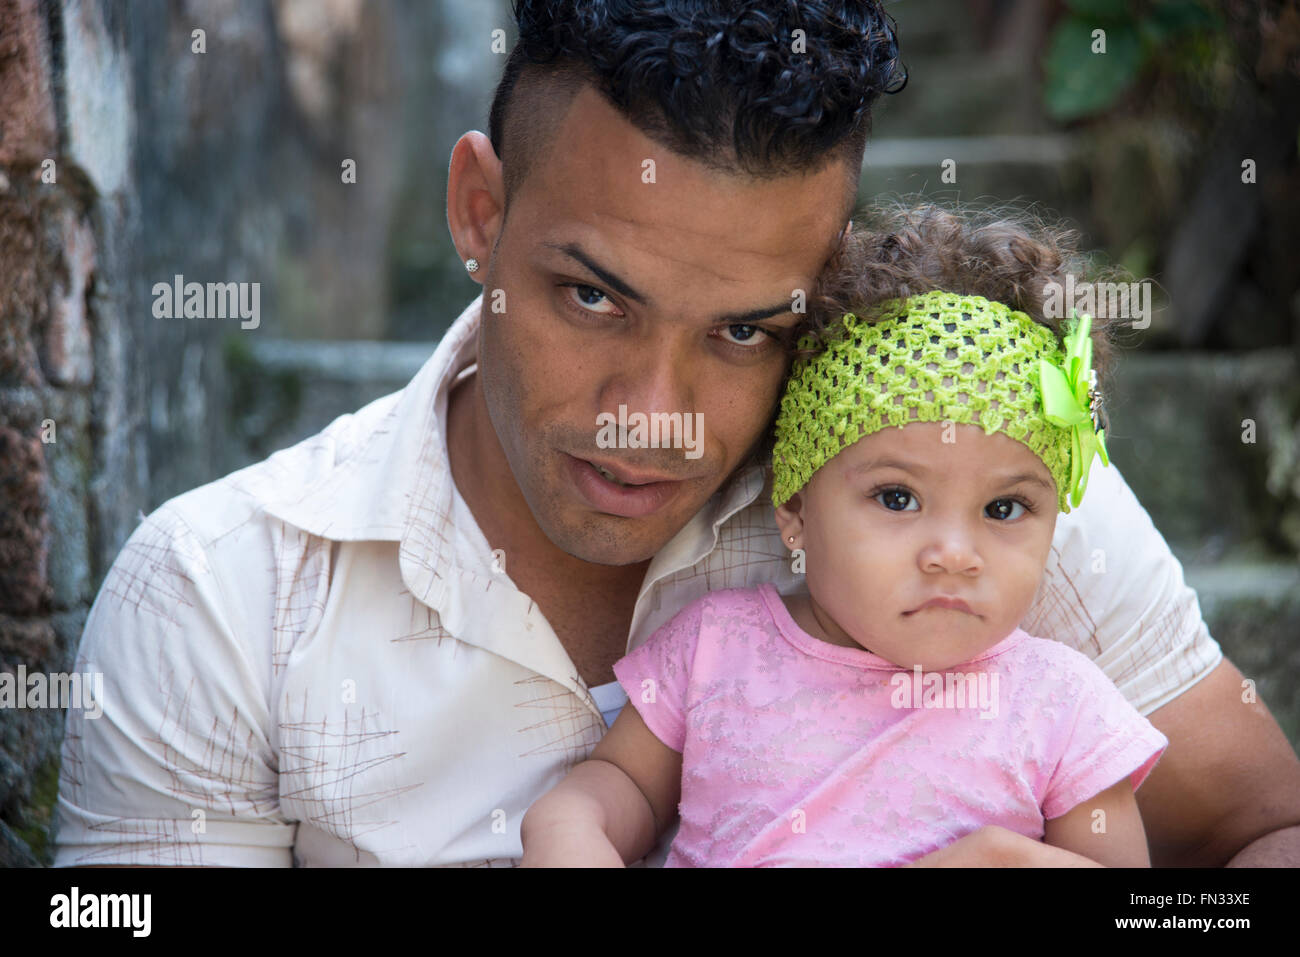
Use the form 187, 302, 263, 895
1183, 562, 1300, 747
853, 131, 1094, 254
869, 55, 1050, 139
1102, 349, 1297, 561
886, 0, 995, 54
1185, 562, 1300, 619
862, 134, 1079, 168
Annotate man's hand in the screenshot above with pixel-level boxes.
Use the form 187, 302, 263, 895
1138, 658, 1300, 866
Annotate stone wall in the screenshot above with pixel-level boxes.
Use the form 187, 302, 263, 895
0, 0, 100, 865
0, 0, 504, 865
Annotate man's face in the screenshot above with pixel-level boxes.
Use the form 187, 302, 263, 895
780, 423, 1060, 671
477, 85, 852, 565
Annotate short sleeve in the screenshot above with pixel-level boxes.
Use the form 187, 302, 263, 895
1040, 648, 1170, 821
1025, 459, 1223, 716
612, 595, 708, 753
53, 505, 296, 867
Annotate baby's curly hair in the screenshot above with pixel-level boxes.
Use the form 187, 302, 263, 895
753, 200, 1134, 472
799, 200, 1130, 385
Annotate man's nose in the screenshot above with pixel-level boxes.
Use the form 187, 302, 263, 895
603, 341, 697, 432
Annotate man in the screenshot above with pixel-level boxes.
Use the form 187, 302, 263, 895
54, 0, 1300, 867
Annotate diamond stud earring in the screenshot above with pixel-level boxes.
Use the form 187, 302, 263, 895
465, 258, 479, 273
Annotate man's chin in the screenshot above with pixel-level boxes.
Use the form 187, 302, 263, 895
536, 500, 698, 567
546, 521, 673, 567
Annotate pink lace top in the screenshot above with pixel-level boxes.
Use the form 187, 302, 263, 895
613, 582, 1168, 867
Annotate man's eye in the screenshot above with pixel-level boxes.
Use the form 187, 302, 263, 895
715, 323, 787, 352
563, 284, 621, 315
986, 499, 1027, 521
875, 487, 918, 511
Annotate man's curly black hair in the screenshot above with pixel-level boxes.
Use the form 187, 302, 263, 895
487, 0, 906, 215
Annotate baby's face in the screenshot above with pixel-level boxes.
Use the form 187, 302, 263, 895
775, 422, 1059, 671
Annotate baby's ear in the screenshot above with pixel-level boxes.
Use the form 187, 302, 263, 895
773, 492, 805, 546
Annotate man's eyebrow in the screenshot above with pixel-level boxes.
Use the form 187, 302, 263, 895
542, 241, 798, 325
543, 242, 647, 305
717, 301, 801, 325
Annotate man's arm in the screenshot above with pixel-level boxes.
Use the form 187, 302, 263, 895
1137, 657, 1300, 867
53, 503, 295, 867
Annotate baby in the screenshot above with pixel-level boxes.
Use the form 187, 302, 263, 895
520, 203, 1168, 867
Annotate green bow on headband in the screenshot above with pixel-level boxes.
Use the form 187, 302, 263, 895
1038, 312, 1110, 509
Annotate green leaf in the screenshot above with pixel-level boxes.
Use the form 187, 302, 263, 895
1043, 17, 1145, 122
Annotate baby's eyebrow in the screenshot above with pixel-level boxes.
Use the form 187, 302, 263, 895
847, 460, 1054, 493
991, 472, 1055, 492
847, 458, 926, 477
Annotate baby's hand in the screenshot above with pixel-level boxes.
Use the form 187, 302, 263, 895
904, 825, 1104, 868
519, 818, 626, 868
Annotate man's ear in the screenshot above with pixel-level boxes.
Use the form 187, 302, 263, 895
446, 131, 505, 285
774, 492, 805, 550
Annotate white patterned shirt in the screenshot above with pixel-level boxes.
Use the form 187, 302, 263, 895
53, 294, 1222, 867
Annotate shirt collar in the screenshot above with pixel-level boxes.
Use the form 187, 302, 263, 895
260, 293, 481, 548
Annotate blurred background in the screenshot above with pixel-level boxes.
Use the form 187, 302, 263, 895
0, 0, 1297, 864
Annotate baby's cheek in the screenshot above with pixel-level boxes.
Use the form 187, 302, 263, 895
999, 557, 1049, 625
851, 555, 903, 605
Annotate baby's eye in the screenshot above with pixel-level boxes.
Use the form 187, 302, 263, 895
986, 499, 1027, 521
875, 487, 918, 511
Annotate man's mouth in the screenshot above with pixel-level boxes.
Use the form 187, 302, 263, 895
565, 454, 686, 519
582, 457, 679, 486
592, 463, 638, 486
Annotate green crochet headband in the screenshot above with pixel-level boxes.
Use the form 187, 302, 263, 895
771, 289, 1110, 513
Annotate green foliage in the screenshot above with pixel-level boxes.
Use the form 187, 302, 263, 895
1044, 0, 1223, 122
1044, 19, 1143, 121
12, 753, 61, 865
